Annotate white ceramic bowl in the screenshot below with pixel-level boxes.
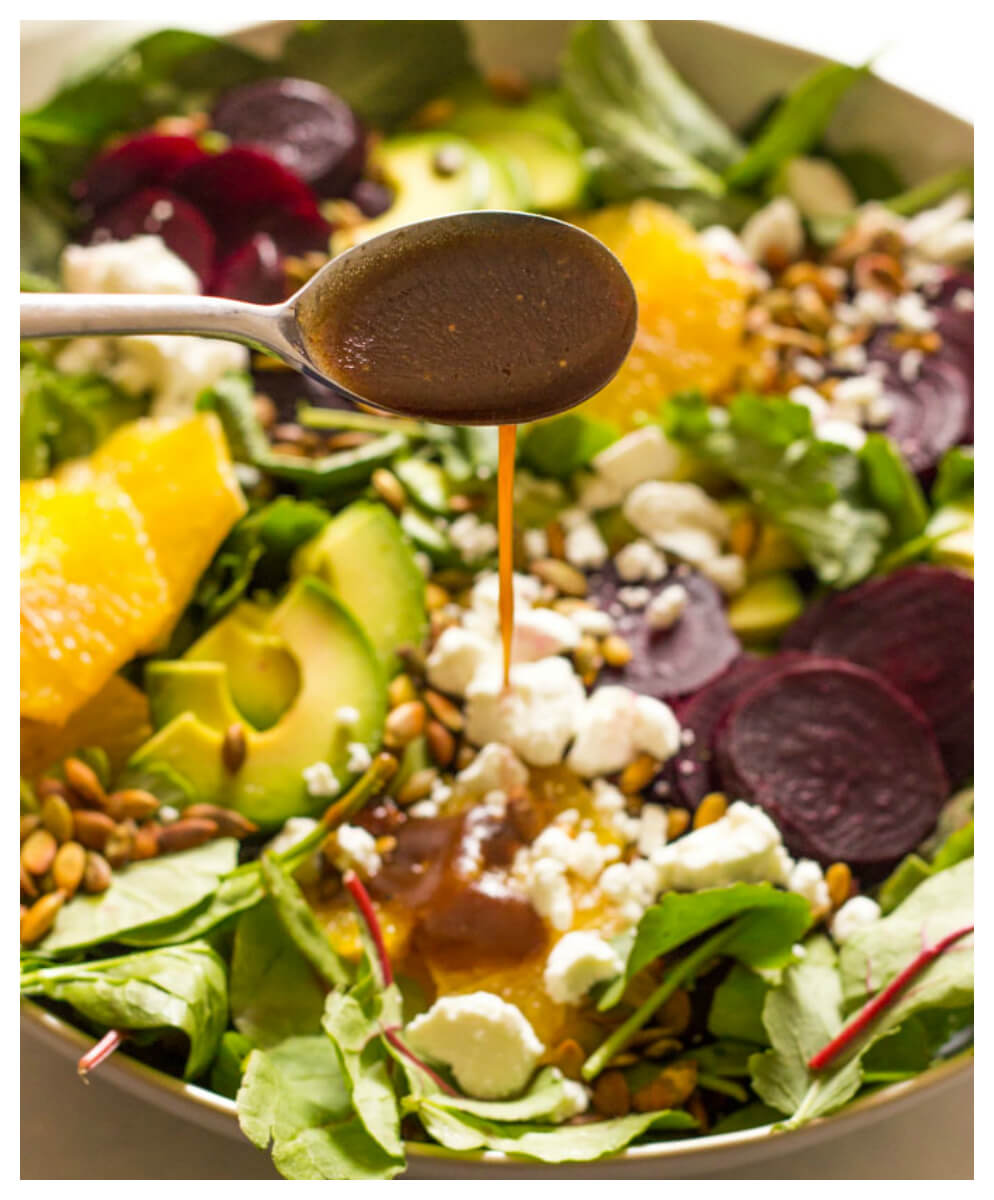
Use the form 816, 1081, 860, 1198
21, 19, 974, 1179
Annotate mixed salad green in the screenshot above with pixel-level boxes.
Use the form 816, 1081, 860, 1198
21, 19, 973, 1180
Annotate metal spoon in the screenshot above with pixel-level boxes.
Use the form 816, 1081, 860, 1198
20, 211, 637, 425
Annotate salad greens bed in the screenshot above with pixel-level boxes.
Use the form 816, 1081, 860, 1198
21, 19, 973, 1180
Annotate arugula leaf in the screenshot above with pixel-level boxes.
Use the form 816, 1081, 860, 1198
322, 977, 404, 1158
21, 942, 227, 1078
410, 1101, 696, 1161
562, 20, 734, 203
726, 62, 869, 188
40, 838, 238, 954
932, 446, 974, 507
707, 963, 771, 1045
663, 392, 910, 587
749, 936, 863, 1127
519, 413, 618, 480
839, 859, 974, 1014
238, 1035, 403, 1180
279, 21, 474, 128
230, 899, 326, 1048
261, 854, 350, 989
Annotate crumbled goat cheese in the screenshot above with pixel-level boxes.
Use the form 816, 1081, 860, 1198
953, 288, 974, 312
652, 801, 793, 891
468, 571, 542, 633
457, 742, 529, 795
598, 859, 659, 926
816, 419, 867, 451
637, 804, 668, 857
833, 374, 885, 422
264, 817, 322, 885
329, 823, 382, 878
830, 895, 882, 943
570, 606, 616, 638
564, 519, 609, 569
110, 334, 249, 419
522, 527, 549, 560
892, 291, 936, 333
900, 349, 924, 383
697, 553, 747, 597
303, 761, 340, 798
336, 705, 361, 728
413, 551, 433, 577
405, 992, 543, 1099
544, 931, 623, 1005
623, 481, 729, 569
789, 859, 831, 913
851, 287, 893, 325
448, 513, 499, 562
526, 823, 621, 882
426, 626, 495, 697
697, 224, 769, 286
740, 197, 804, 264
617, 585, 651, 610
615, 538, 667, 583
567, 686, 680, 777
794, 355, 826, 383
548, 1077, 591, 1121
526, 856, 575, 930
575, 471, 625, 513
512, 605, 581, 662
646, 583, 688, 631
904, 193, 973, 263
62, 236, 199, 295
408, 799, 440, 819
831, 342, 868, 372
591, 425, 683, 492
346, 742, 373, 774
465, 656, 586, 767
789, 385, 831, 423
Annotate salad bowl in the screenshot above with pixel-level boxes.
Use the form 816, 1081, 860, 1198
21, 18, 974, 1180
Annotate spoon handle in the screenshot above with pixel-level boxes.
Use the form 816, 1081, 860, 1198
20, 291, 283, 351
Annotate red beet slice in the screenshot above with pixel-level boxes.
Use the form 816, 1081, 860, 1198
777, 565, 973, 786
172, 146, 330, 257
591, 568, 741, 700
211, 233, 286, 304
211, 77, 365, 197
87, 188, 216, 286
76, 134, 208, 213
715, 657, 948, 867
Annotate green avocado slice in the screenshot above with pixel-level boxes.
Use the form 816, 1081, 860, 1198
131, 578, 385, 828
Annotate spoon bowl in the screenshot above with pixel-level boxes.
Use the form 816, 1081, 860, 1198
20, 211, 637, 425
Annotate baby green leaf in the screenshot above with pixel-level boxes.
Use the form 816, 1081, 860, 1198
708, 963, 771, 1045
261, 854, 350, 989
519, 413, 618, 479
21, 942, 227, 1078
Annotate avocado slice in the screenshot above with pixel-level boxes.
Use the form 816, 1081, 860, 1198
334, 133, 492, 250
131, 578, 385, 828
727, 573, 805, 641
293, 501, 427, 673
478, 145, 533, 210
927, 502, 974, 570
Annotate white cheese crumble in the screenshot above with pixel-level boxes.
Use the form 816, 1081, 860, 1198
457, 742, 529, 795
346, 742, 373, 773
512, 606, 581, 662
615, 538, 667, 583
544, 931, 623, 1005
617, 585, 652, 609
405, 992, 543, 1099
329, 823, 381, 878
623, 480, 729, 570
697, 553, 747, 597
817, 419, 867, 451
426, 626, 494, 697
335, 705, 361, 728
830, 895, 882, 943
740, 197, 804, 265
645, 583, 688, 630
302, 761, 341, 798
591, 425, 683, 492
62, 235, 200, 295
570, 606, 616, 638
637, 803, 668, 857
522, 527, 549, 560
448, 513, 499, 562
564, 518, 609, 569
566, 686, 680, 778
652, 801, 793, 891
789, 859, 831, 914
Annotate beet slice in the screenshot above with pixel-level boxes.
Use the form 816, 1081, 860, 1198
172, 146, 330, 257
590, 568, 741, 700
87, 187, 216, 286
714, 657, 948, 867
211, 77, 365, 197
777, 565, 973, 786
76, 134, 208, 213
211, 233, 287, 304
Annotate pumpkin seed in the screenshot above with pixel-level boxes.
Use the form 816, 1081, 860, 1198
63, 756, 107, 808
425, 720, 456, 767
184, 804, 258, 838
82, 852, 113, 894
826, 861, 853, 909
592, 1070, 630, 1118
371, 468, 406, 513
72, 809, 116, 850
52, 841, 86, 896
694, 792, 728, 828
20, 863, 38, 900
20, 889, 67, 945
221, 723, 247, 773
103, 823, 135, 870
600, 634, 633, 668
666, 808, 691, 840
41, 793, 75, 843
618, 754, 659, 796
531, 557, 587, 597
21, 829, 57, 876
20, 814, 41, 843
131, 824, 161, 861
387, 674, 418, 709
423, 689, 464, 732
105, 788, 161, 822
384, 701, 426, 748
396, 767, 438, 807
155, 818, 219, 854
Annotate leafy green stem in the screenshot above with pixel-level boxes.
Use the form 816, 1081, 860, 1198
583, 923, 737, 1081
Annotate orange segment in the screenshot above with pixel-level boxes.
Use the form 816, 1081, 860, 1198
574, 200, 751, 428
21, 480, 169, 724
21, 674, 151, 781
66, 414, 246, 636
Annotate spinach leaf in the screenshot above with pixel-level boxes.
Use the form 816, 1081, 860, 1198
710, 1102, 781, 1134
210, 1029, 255, 1099
726, 62, 869, 188
410, 1101, 696, 1160
120, 861, 265, 948
519, 413, 618, 480
230, 899, 326, 1048
41, 838, 238, 954
878, 820, 973, 913
562, 20, 732, 203
261, 854, 350, 989
707, 962, 771, 1045
21, 942, 227, 1078
322, 976, 404, 1158
407, 1067, 584, 1124
749, 936, 864, 1127
859, 433, 928, 545
932, 446, 974, 507
829, 148, 903, 202
238, 1035, 403, 1180
279, 21, 474, 128
663, 392, 912, 587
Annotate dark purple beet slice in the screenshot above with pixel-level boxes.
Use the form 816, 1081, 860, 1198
714, 657, 948, 867
87, 187, 216, 286
590, 567, 741, 701
75, 134, 208, 213
778, 565, 973, 786
350, 179, 393, 218
172, 146, 330, 257
211, 233, 286, 304
211, 77, 365, 197
668, 652, 813, 808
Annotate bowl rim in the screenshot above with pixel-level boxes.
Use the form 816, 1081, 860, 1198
21, 15, 975, 1175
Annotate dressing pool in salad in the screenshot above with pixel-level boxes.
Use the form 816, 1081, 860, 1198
20, 19, 973, 1181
